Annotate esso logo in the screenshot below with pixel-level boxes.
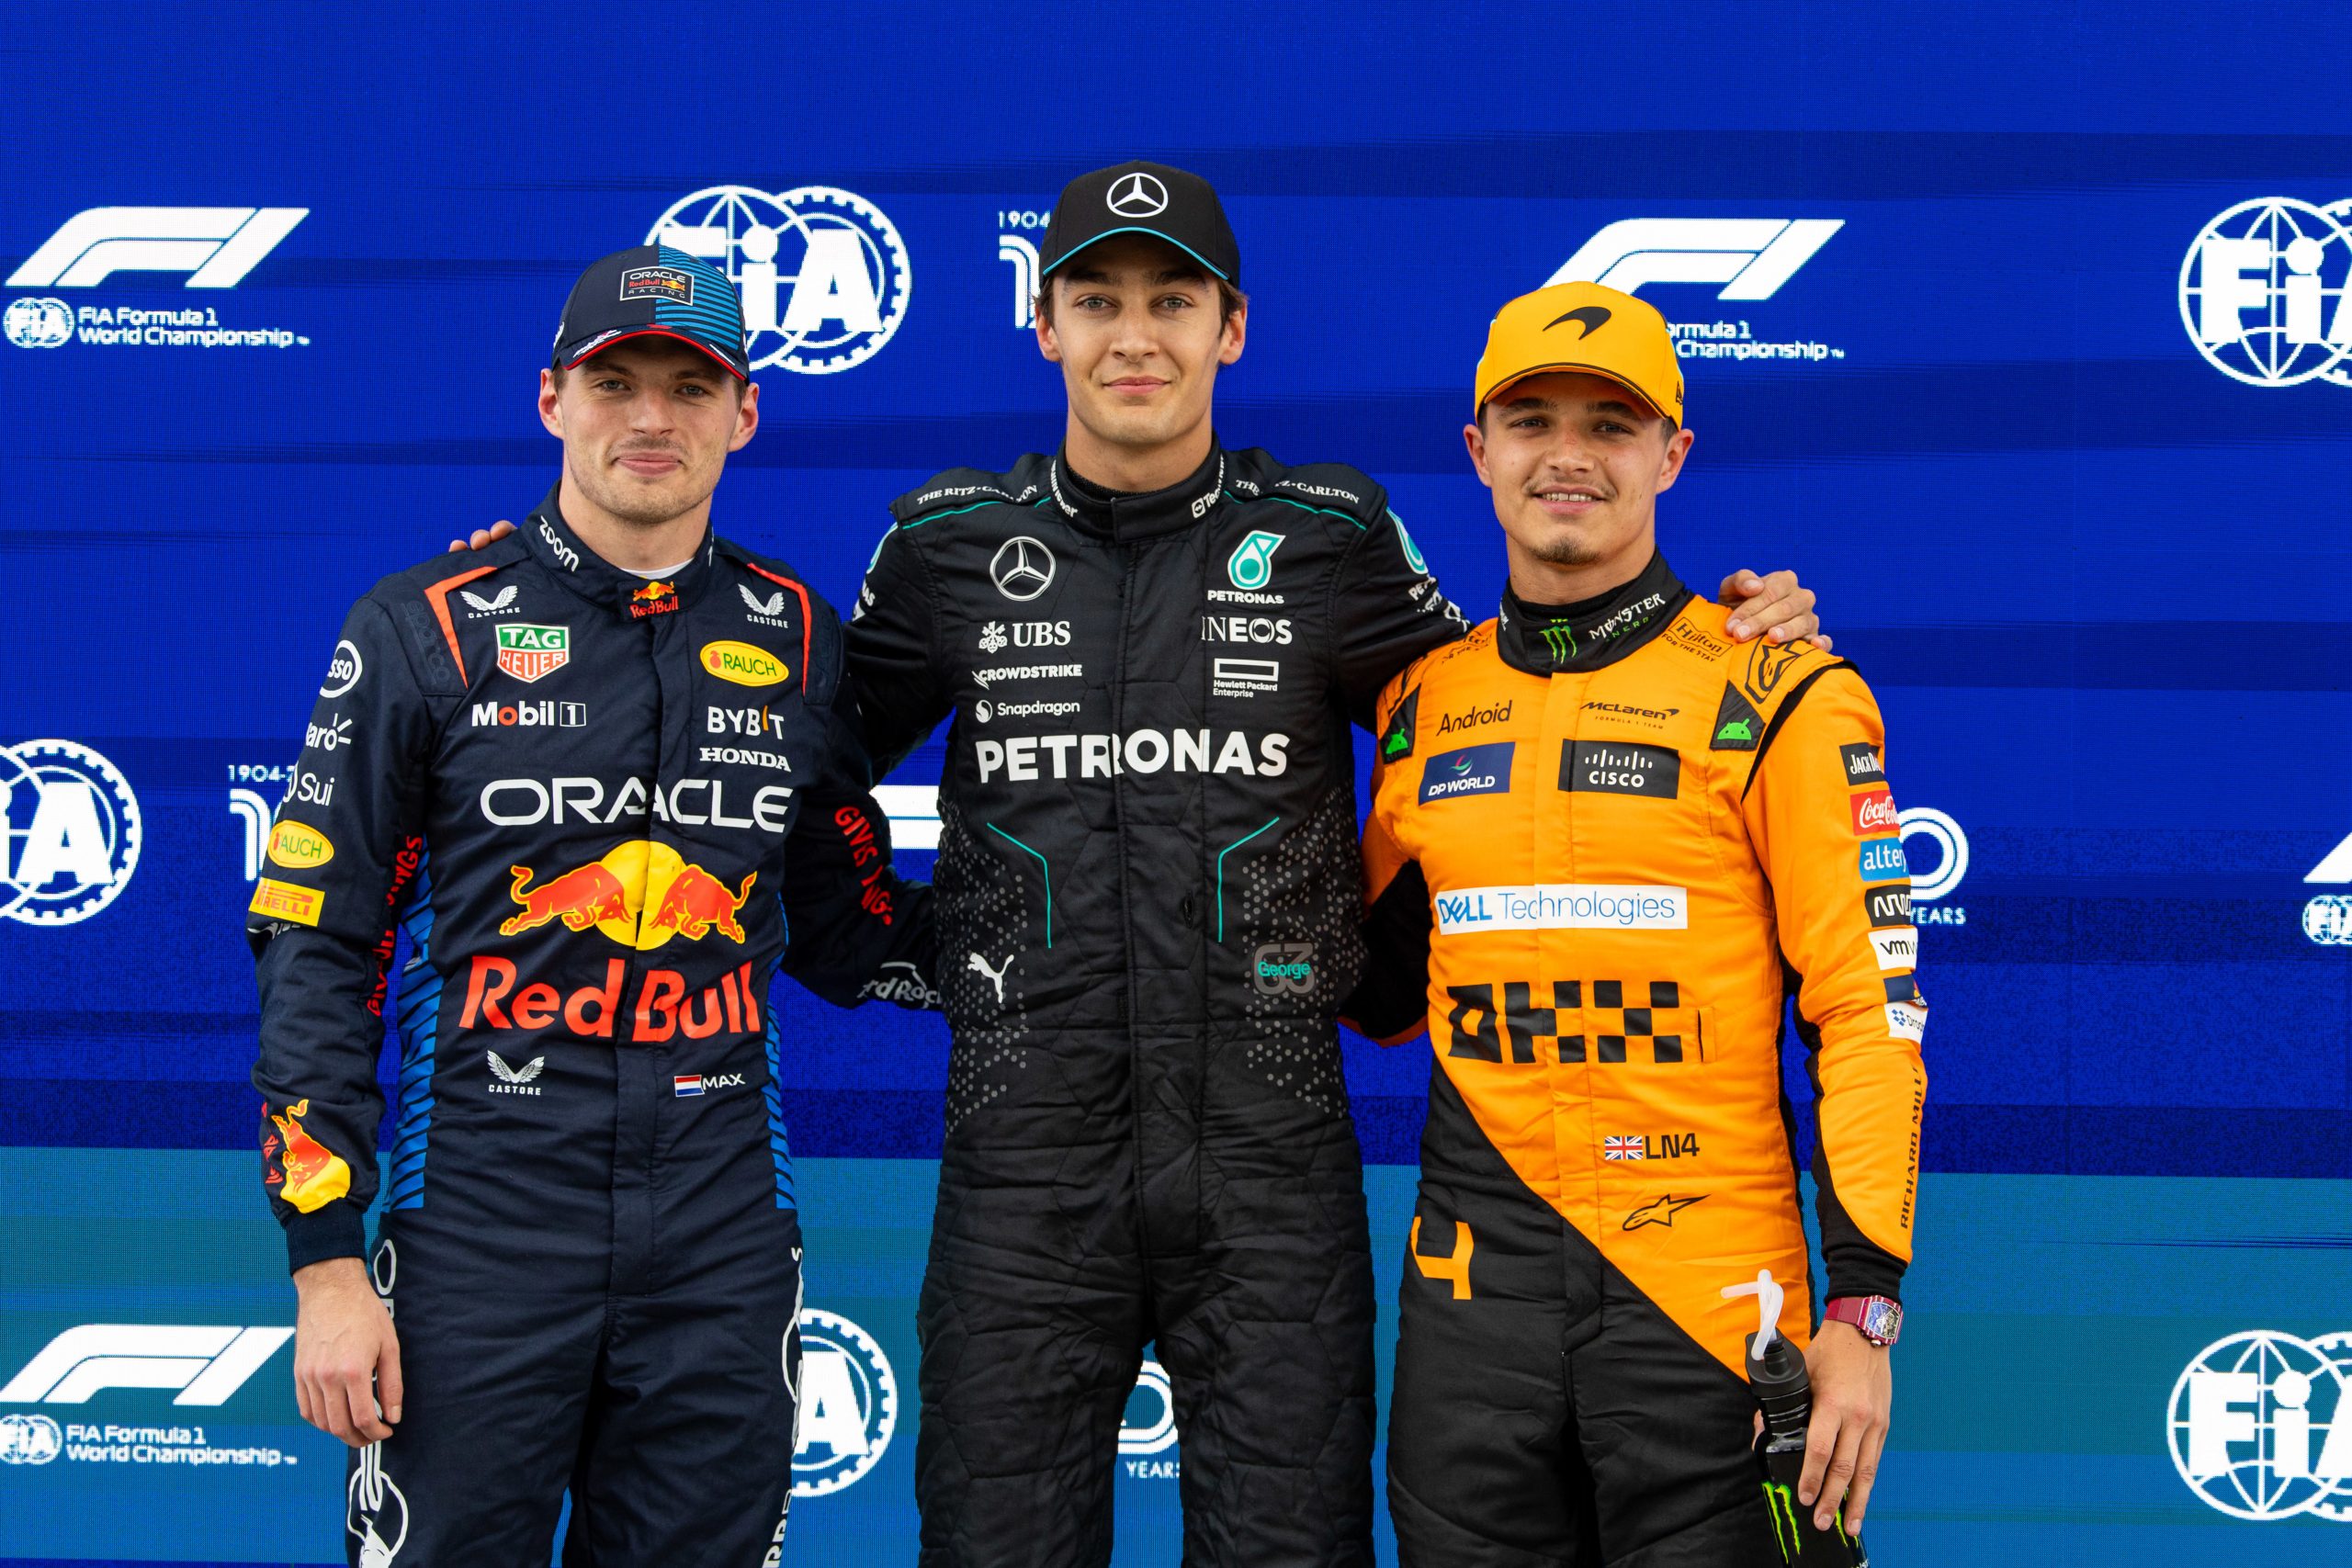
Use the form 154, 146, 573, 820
2168, 1329, 2352, 1521
792, 1308, 897, 1498
1898, 807, 1969, 903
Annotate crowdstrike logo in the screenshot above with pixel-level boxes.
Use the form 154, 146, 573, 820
7, 207, 308, 288
1547, 219, 1843, 300
0, 1325, 292, 1405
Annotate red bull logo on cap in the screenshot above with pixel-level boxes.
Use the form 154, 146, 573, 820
500, 840, 756, 951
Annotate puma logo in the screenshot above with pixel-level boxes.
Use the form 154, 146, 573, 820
967, 950, 1012, 1005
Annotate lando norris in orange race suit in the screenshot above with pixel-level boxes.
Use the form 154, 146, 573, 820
1345, 283, 1926, 1565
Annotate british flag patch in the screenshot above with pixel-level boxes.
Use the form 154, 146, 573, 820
1602, 1135, 1645, 1161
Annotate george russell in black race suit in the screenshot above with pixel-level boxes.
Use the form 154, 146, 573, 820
249, 486, 934, 1565
845, 444, 1464, 1565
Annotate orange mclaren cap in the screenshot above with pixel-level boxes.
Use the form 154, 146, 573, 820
1473, 281, 1683, 423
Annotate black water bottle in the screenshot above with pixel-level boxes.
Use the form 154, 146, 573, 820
1747, 1325, 1869, 1566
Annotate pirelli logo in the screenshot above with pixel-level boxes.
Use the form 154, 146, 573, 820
249, 878, 323, 927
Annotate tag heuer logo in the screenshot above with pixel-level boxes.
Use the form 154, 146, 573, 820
496, 624, 571, 683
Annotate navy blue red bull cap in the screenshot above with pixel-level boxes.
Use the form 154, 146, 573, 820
551, 244, 751, 380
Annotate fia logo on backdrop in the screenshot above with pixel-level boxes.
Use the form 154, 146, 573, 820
2170, 1329, 2352, 1522
650, 187, 910, 375
2181, 198, 2352, 389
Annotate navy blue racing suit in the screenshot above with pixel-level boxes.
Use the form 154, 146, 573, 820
249, 487, 934, 1567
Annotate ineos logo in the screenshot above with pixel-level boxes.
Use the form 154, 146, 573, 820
1106, 173, 1170, 218
989, 536, 1057, 602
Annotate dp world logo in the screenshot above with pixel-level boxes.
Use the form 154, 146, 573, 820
0, 740, 141, 926
650, 186, 910, 375
793, 1308, 897, 1498
4, 298, 72, 349
0, 1414, 62, 1465
2181, 198, 2352, 389
2169, 1329, 2352, 1521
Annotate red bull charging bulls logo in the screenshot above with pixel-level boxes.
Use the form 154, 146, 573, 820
499, 840, 755, 950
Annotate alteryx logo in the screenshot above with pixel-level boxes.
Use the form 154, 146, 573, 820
1859, 838, 1909, 883
1419, 741, 1514, 804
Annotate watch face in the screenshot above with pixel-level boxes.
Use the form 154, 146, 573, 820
1861, 1299, 1902, 1343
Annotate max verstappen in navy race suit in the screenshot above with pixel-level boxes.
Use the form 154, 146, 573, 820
840, 163, 1825, 1568
249, 248, 934, 1567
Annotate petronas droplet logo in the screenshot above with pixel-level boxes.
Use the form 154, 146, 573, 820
1227, 530, 1285, 592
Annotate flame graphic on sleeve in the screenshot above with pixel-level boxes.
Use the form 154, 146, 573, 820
269, 1099, 354, 1213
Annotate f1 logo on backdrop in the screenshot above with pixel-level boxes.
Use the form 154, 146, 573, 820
6, 207, 307, 289
649, 186, 910, 375
0, 1325, 292, 1405
1547, 219, 1844, 299
2301, 829, 2352, 946
2181, 198, 2352, 389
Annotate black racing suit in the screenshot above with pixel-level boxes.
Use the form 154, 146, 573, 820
250, 487, 934, 1568
844, 444, 1464, 1567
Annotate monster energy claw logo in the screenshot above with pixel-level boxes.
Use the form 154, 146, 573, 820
1538, 624, 1577, 663
1227, 531, 1284, 591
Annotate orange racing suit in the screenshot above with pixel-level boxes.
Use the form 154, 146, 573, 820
1347, 551, 1925, 1564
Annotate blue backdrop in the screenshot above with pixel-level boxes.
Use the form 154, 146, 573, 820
3, 3, 2349, 1562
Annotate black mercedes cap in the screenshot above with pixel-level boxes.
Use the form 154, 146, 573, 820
1038, 161, 1239, 285
550, 243, 750, 381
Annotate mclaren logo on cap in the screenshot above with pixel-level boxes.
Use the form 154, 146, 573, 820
1107, 172, 1170, 218
1547, 306, 1612, 338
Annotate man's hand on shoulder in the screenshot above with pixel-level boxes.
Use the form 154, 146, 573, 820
447, 520, 517, 554
292, 1256, 401, 1448
1719, 569, 1830, 653
1798, 1319, 1891, 1532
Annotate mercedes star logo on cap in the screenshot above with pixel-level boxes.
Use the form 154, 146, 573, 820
989, 536, 1057, 601
1106, 172, 1170, 218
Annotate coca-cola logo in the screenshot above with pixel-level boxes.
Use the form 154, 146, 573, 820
1849, 787, 1900, 836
